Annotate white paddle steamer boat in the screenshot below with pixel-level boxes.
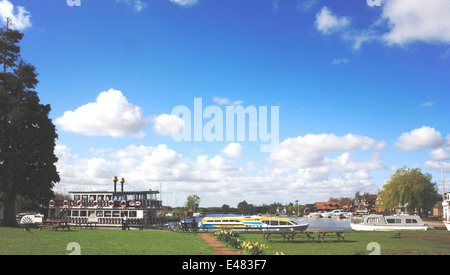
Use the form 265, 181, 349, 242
47, 177, 162, 228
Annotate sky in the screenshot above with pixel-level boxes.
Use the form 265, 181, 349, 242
2, 0, 450, 208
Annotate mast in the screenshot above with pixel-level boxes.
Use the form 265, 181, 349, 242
440, 163, 445, 201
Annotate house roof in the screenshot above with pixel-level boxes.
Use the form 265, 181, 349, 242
315, 202, 341, 210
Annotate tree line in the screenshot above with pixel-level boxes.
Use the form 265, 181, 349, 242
179, 167, 440, 216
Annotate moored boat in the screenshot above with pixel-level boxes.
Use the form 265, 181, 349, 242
199, 215, 308, 231
350, 214, 428, 231
47, 177, 163, 228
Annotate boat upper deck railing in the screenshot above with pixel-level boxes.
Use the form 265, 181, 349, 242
49, 199, 162, 209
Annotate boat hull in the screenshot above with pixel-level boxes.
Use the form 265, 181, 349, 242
350, 223, 428, 231
200, 224, 309, 231
199, 216, 308, 231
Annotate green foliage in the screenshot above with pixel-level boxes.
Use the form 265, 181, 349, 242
213, 229, 269, 254
185, 195, 200, 212
380, 167, 439, 214
0, 24, 59, 226
213, 229, 241, 249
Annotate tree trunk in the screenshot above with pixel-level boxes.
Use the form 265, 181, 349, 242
2, 191, 17, 227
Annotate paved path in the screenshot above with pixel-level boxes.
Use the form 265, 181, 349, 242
198, 233, 241, 255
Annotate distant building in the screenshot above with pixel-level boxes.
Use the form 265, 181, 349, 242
315, 202, 341, 211
352, 193, 383, 212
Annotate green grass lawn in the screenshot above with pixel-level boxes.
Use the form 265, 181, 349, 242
1, 227, 449, 255
0, 227, 216, 255
238, 231, 450, 255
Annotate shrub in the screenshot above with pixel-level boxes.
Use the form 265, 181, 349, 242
241, 240, 268, 255
213, 229, 241, 249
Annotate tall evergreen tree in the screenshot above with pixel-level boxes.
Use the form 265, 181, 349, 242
0, 20, 60, 226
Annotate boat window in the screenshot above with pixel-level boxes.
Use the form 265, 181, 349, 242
129, 211, 137, 218
88, 211, 95, 217
113, 211, 120, 217
72, 210, 79, 217
263, 220, 270, 225
290, 221, 298, 225
89, 195, 96, 201
387, 218, 402, 224
74, 195, 80, 201
97, 195, 104, 201
104, 211, 112, 217
105, 195, 112, 201
406, 219, 418, 224
270, 220, 279, 226
367, 217, 380, 223
96, 211, 103, 217
82, 195, 88, 201
206, 220, 213, 223
80, 211, 87, 217
280, 221, 289, 226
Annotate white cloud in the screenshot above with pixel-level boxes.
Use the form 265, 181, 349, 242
315, 0, 450, 50
424, 160, 450, 172
381, 0, 450, 46
151, 114, 185, 136
270, 133, 385, 169
170, 0, 199, 6
221, 142, 243, 158
115, 0, 148, 12
428, 147, 450, 161
427, 135, 450, 160
55, 138, 384, 207
314, 6, 377, 50
297, 0, 318, 12
54, 142, 117, 192
394, 126, 443, 151
315, 6, 350, 35
0, 0, 31, 30
55, 89, 148, 138
421, 101, 436, 108
213, 97, 243, 106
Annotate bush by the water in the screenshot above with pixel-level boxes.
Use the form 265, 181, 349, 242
213, 229, 268, 254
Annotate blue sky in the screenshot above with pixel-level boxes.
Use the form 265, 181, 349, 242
3, 0, 450, 207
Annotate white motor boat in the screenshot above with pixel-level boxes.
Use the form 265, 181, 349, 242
320, 212, 333, 218
350, 214, 428, 231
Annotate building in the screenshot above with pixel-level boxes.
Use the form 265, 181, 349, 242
352, 193, 382, 212
315, 202, 341, 211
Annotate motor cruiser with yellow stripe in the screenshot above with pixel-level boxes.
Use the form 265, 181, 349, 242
199, 215, 308, 231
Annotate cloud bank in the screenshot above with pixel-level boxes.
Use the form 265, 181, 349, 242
55, 89, 148, 138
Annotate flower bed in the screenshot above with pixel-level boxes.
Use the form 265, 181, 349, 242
213, 229, 268, 255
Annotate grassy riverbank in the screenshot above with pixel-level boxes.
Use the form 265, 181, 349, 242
0, 227, 448, 255
239, 231, 450, 255
0, 227, 215, 255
